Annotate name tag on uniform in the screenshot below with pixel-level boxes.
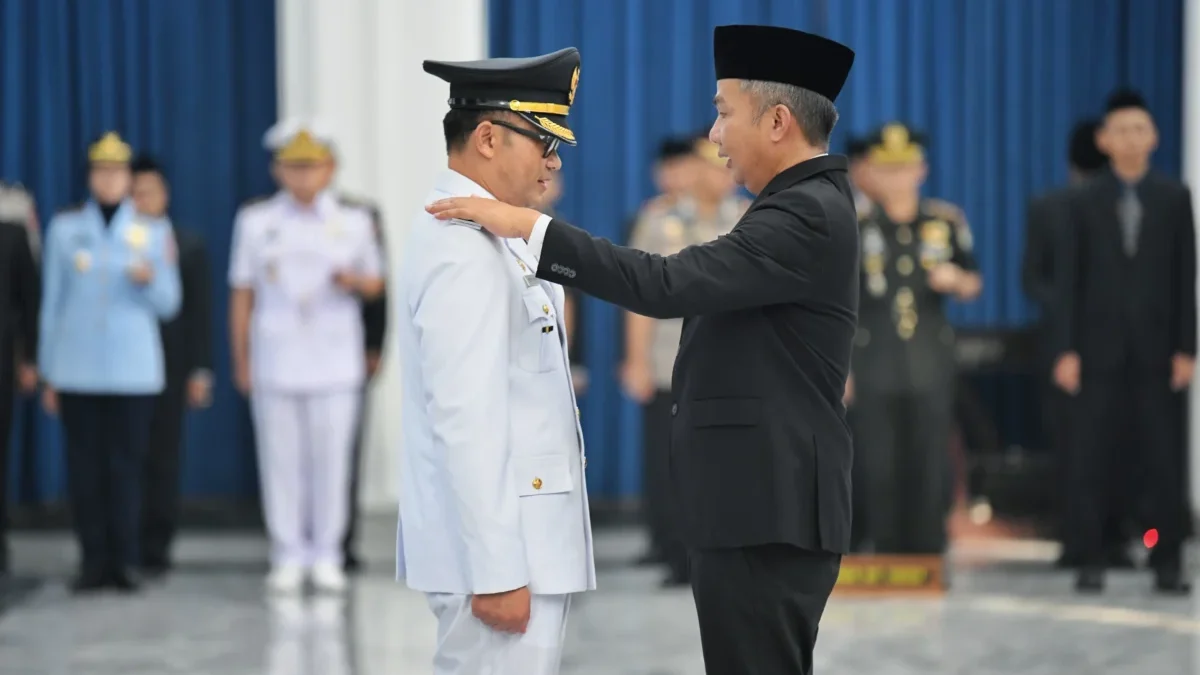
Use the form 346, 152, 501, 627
447, 218, 481, 230
523, 274, 539, 288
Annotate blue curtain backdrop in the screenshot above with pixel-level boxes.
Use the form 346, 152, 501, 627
0, 0, 277, 504
490, 0, 1185, 501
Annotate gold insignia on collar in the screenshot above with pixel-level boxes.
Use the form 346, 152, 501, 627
535, 116, 576, 144
569, 66, 580, 106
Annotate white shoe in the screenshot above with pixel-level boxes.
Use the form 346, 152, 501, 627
266, 565, 304, 594
311, 563, 347, 593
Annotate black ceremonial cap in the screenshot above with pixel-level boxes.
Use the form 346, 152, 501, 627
844, 135, 871, 160
1068, 119, 1106, 172
657, 136, 695, 161
423, 47, 581, 145
713, 25, 854, 102
1105, 87, 1149, 115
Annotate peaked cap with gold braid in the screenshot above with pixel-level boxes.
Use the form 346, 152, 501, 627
88, 132, 133, 164
263, 118, 336, 164
864, 122, 926, 165
423, 47, 581, 145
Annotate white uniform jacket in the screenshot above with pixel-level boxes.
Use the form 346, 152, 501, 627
395, 169, 596, 596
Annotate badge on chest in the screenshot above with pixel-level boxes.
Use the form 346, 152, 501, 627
862, 225, 888, 297
919, 219, 951, 270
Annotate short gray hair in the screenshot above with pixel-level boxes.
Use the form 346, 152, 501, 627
740, 80, 839, 148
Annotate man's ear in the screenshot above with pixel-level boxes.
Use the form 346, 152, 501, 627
769, 104, 791, 142
475, 121, 498, 159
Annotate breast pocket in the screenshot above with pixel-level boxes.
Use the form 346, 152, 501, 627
512, 453, 574, 497
517, 287, 560, 373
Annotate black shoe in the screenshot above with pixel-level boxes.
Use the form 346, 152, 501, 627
110, 570, 142, 594
343, 553, 363, 573
70, 571, 109, 595
1154, 567, 1192, 595
1106, 548, 1135, 569
634, 550, 665, 567
1075, 567, 1105, 593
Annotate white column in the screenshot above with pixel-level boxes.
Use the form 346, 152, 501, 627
1186, 0, 1200, 516
277, 0, 488, 513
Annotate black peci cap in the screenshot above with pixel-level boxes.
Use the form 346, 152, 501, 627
1105, 88, 1149, 116
424, 47, 581, 145
1068, 119, 1106, 172
657, 136, 695, 161
713, 25, 854, 102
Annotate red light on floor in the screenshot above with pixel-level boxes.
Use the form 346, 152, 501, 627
1144, 528, 1160, 548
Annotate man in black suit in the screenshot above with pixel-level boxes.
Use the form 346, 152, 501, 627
1022, 120, 1133, 569
0, 182, 40, 576
341, 195, 387, 572
130, 156, 213, 576
426, 25, 857, 675
1052, 90, 1196, 594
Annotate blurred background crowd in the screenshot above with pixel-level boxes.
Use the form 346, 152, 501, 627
1, 0, 1199, 672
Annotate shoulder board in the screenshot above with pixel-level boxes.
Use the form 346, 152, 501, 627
55, 201, 86, 215
922, 198, 966, 223
337, 193, 377, 211
446, 218, 482, 230
239, 194, 273, 209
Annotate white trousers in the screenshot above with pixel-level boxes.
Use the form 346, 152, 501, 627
426, 592, 571, 675
251, 389, 360, 568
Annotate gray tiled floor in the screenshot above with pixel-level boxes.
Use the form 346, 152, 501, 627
3, 519, 1200, 674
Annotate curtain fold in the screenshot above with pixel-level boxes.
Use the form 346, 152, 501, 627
491, 0, 1185, 500
0, 0, 277, 503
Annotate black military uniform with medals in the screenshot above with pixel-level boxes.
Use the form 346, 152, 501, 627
851, 124, 978, 556
340, 193, 388, 572
531, 25, 857, 675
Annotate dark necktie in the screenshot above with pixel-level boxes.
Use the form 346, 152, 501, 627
1118, 185, 1142, 257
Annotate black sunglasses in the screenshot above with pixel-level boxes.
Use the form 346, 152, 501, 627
484, 119, 561, 158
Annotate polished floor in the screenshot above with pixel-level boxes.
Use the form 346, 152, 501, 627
3, 518, 1200, 674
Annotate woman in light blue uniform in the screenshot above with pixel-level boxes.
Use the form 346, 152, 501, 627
38, 132, 182, 593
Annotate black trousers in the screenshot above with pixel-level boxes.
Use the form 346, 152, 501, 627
142, 372, 187, 568
1066, 368, 1187, 569
642, 389, 687, 576
846, 406, 870, 552
342, 385, 367, 561
0, 345, 13, 564
60, 393, 156, 575
690, 544, 841, 675
853, 389, 954, 554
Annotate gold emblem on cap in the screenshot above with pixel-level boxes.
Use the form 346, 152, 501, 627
869, 122, 924, 164
534, 116, 575, 144
88, 132, 132, 164
276, 129, 332, 163
569, 66, 580, 106
694, 139, 724, 166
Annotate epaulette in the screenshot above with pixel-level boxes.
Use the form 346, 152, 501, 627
55, 201, 86, 215
337, 193, 378, 211
239, 194, 273, 209
639, 194, 675, 216
922, 197, 967, 225
445, 218, 482, 231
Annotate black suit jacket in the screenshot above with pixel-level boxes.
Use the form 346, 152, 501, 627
1051, 168, 1197, 374
160, 226, 212, 381
338, 195, 389, 357
0, 221, 38, 367
537, 156, 859, 553
1023, 186, 1072, 367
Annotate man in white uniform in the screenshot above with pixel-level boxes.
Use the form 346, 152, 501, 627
395, 48, 595, 674
228, 120, 385, 593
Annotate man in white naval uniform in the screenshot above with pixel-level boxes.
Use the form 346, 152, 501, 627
396, 48, 595, 674
229, 120, 385, 593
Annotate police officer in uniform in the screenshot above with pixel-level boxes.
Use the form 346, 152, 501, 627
623, 134, 748, 585
39, 132, 182, 592
849, 123, 982, 555
341, 194, 387, 573
229, 121, 385, 594
0, 181, 40, 575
